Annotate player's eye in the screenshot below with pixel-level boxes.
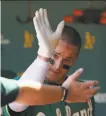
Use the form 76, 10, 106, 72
63, 59, 72, 64
53, 53, 58, 59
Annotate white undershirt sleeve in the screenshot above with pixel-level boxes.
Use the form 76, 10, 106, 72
9, 57, 49, 112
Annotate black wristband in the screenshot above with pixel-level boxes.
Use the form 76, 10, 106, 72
61, 86, 68, 101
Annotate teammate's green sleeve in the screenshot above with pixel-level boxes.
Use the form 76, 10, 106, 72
0, 77, 19, 106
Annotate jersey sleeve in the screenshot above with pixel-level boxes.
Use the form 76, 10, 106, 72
2, 76, 29, 116
8, 76, 28, 112
0, 77, 19, 107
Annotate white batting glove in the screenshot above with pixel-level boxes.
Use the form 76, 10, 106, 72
33, 8, 64, 58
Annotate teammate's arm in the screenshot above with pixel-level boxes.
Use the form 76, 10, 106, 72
15, 80, 63, 105
2, 69, 100, 116
1, 77, 63, 107
2, 69, 100, 106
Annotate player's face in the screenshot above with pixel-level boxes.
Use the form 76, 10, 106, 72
46, 40, 79, 83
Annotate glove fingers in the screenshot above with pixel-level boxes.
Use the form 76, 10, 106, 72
44, 9, 52, 33
35, 10, 42, 29
39, 8, 52, 40
55, 20, 65, 36
39, 8, 45, 27
33, 16, 41, 35
34, 10, 45, 37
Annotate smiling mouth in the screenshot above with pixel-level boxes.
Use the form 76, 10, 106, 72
50, 70, 59, 75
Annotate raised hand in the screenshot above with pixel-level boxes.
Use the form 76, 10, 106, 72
33, 8, 64, 58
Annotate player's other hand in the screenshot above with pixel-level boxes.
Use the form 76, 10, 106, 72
62, 68, 100, 103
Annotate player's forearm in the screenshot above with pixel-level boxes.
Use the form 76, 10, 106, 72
8, 56, 50, 110
16, 81, 62, 105
20, 56, 49, 83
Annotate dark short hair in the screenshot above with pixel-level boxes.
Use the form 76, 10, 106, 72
61, 25, 82, 54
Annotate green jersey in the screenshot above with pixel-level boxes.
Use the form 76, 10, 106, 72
3, 77, 95, 116
0, 77, 19, 107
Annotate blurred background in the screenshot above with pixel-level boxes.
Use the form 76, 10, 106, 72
1, 0, 106, 115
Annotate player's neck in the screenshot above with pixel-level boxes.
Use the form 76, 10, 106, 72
45, 77, 65, 85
